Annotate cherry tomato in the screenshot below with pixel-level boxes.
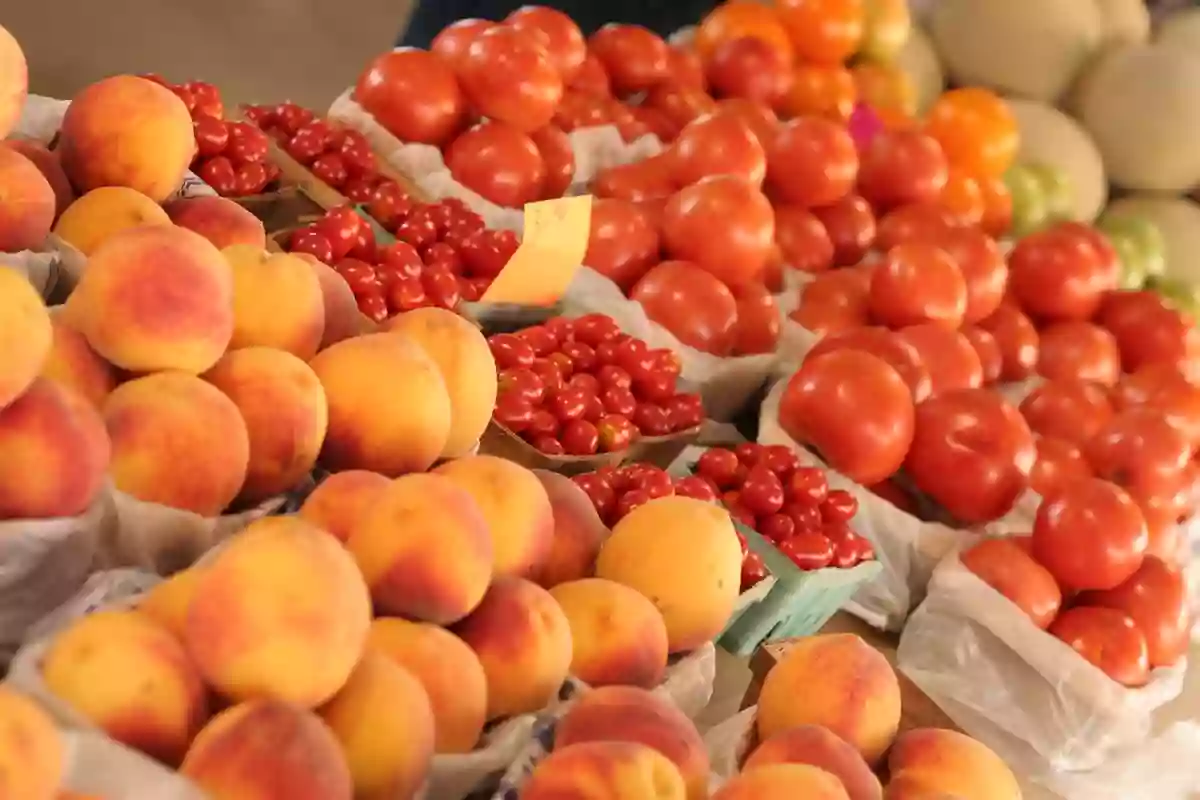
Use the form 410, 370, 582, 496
493, 390, 536, 433
289, 227, 334, 264
812, 194, 876, 266
807, 326, 932, 403
661, 175, 775, 288
675, 475, 720, 502
314, 207, 363, 261
488, 333, 537, 370
572, 313, 622, 347
1097, 291, 1200, 380
667, 111, 767, 188
779, 64, 856, 122
310, 153, 349, 187
856, 129, 948, 211
505, 6, 587, 83
354, 48, 466, 146
1008, 226, 1117, 322
1082, 556, 1190, 669
197, 156, 238, 196
632, 404, 673, 436
588, 24, 670, 96
193, 116, 229, 158
697, 448, 743, 489
458, 26, 564, 133
706, 36, 794, 109
559, 419, 600, 456
766, 117, 858, 209
779, 531, 836, 571
961, 538, 1062, 629
335, 258, 379, 297
962, 327, 1002, 384
787, 467, 830, 508
1050, 606, 1150, 688
1034, 477, 1149, 592
731, 282, 782, 356
897, 324, 983, 396
819, 489, 857, 522
774, 206, 834, 273
869, 242, 967, 328
905, 388, 1036, 523
366, 182, 414, 230
694, 1, 794, 64
572, 472, 617, 519
741, 466, 787, 516
596, 414, 639, 452
1029, 435, 1094, 499
1035, 322, 1121, 386
532, 435, 566, 455
873, 202, 956, 251
445, 121, 546, 209
779, 349, 915, 484
925, 88, 1018, 179
741, 551, 769, 589
736, 443, 765, 467
630, 260, 739, 356
357, 291, 390, 323
776, 0, 865, 65
789, 267, 872, 336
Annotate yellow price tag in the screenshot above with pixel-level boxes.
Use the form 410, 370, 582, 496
480, 195, 592, 306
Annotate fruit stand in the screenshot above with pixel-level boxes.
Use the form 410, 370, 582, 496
2, 1, 1200, 799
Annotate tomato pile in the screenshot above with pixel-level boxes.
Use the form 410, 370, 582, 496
488, 314, 704, 457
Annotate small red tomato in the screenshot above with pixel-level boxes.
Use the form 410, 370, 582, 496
697, 448, 742, 489
498, 368, 546, 405
314, 207, 363, 261
560, 419, 600, 455
740, 466, 786, 516
530, 358, 566, 396
560, 340, 597, 372
547, 351, 575, 379
674, 475, 719, 502
348, 221, 377, 263
787, 467, 829, 507
727, 502, 758, 529
736, 442, 765, 466
759, 512, 796, 544
517, 325, 559, 357
830, 535, 860, 568
368, 181, 415, 229
335, 258, 379, 297
493, 391, 536, 432
820, 489, 858, 522
614, 488, 653, 521
395, 217, 439, 249
289, 227, 334, 264
533, 435, 566, 455
665, 393, 705, 430
778, 531, 835, 571
550, 386, 591, 422
234, 162, 270, 196
377, 241, 424, 278
357, 291, 389, 323
784, 502, 823, 532
581, 393, 606, 422
597, 413, 639, 452
196, 156, 238, 196
310, 153, 349, 187
193, 116, 230, 158
572, 313, 622, 347
632, 403, 672, 436
597, 365, 632, 390
488, 333, 537, 369
761, 444, 800, 478
226, 121, 270, 164
601, 385, 638, 417
741, 551, 769, 590
422, 269, 462, 310
633, 371, 676, 404
573, 472, 616, 518
568, 372, 601, 396
527, 409, 560, 438
386, 276, 427, 312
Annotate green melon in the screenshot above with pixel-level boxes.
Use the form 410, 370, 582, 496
1006, 99, 1107, 222
1103, 195, 1200, 289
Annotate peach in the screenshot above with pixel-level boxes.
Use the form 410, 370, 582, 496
531, 469, 609, 589
317, 651, 435, 798
549, 579, 669, 689
0, 685, 64, 800
298, 470, 390, 544
5, 140, 75, 218
367, 617, 488, 755
0, 266, 52, 409
298, 255, 364, 349
435, 455, 554, 578
0, 378, 110, 520
51, 187, 170, 256
0, 145, 55, 252
203, 347, 328, 503
137, 566, 207, 641
886, 729, 1021, 800
745, 725, 882, 800
103, 372, 249, 516
348, 473, 493, 624
522, 741, 688, 800
310, 332, 452, 475
222, 245, 325, 360
40, 610, 209, 766
756, 634, 902, 766
381, 307, 496, 458
67, 225, 233, 374
555, 685, 709, 800
180, 700, 352, 800
40, 313, 117, 409
452, 577, 572, 720
0, 24, 28, 140
884, 778, 969, 800
185, 516, 371, 708
58, 75, 196, 203
596, 496, 743, 653
165, 196, 266, 250
712, 764, 850, 799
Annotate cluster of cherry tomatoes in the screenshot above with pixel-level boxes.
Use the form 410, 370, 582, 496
284, 201, 518, 322
488, 314, 704, 457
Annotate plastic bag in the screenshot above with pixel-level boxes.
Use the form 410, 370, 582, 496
61, 729, 204, 800
898, 553, 1200, 799
702, 706, 756, 785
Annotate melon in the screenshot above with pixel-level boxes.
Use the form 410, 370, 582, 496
893, 26, 944, 115
1094, 0, 1150, 48
1006, 99, 1106, 222
1103, 195, 1200, 289
1155, 8, 1200, 56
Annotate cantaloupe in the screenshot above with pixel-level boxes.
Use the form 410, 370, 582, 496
1103, 195, 1200, 289
1007, 99, 1106, 222
1155, 8, 1200, 56
892, 26, 944, 115
1094, 0, 1150, 48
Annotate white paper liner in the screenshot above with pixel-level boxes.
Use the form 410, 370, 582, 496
897, 552, 1200, 799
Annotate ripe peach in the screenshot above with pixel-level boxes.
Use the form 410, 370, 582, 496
348, 473, 493, 624
222, 245, 325, 360
0, 24, 28, 140
367, 617, 488, 755
185, 516, 372, 708
165, 196, 267, 250
555, 685, 709, 800
137, 566, 207, 641
0, 378, 110, 520
549, 578, 669, 689
531, 469, 609, 588
756, 634, 902, 766
298, 470, 390, 544
0, 267, 52, 408
40, 610, 209, 766
317, 652, 435, 798
596, 496, 743, 653
435, 455, 554, 579
0, 685, 64, 800
180, 700, 352, 800
40, 313, 117, 409
382, 307, 496, 457
5, 140, 75, 218
203, 347, 328, 503
310, 332, 452, 475
51, 187, 170, 256
712, 764, 850, 799
0, 145, 55, 252
67, 225, 233, 374
452, 577, 572, 720
745, 725, 882, 800
58, 75, 196, 203
104, 372, 249, 516
886, 728, 1021, 800
884, 778, 969, 799
298, 255, 364, 349
522, 741, 688, 800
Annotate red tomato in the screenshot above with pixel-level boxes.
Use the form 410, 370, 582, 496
961, 538, 1062, 629
741, 466, 786, 515
977, 173, 1013, 237
1008, 226, 1117, 322
193, 116, 229, 158
627, 104, 681, 143
897, 324, 983, 396
856, 129, 949, 211
1030, 435, 1094, 499
583, 198, 660, 293
493, 391, 536, 433
560, 419, 601, 455
778, 349, 915, 484
666, 111, 767, 188
664, 46, 707, 92
790, 267, 872, 335
812, 194, 876, 266
934, 168, 984, 226
661, 175, 775, 288
962, 327, 1002, 384
775, 206, 834, 273
569, 52, 612, 97
706, 36, 794, 109
779, 531, 836, 571
1114, 364, 1200, 446
588, 24, 670, 96
697, 448, 743, 489
1019, 379, 1114, 447
1097, 291, 1200, 380
1035, 322, 1121, 386
925, 88, 1018, 179
631, 260, 739, 356
716, 98, 780, 152
1034, 477, 1148, 592
731, 282, 782, 355
928, 225, 1007, 324
780, 64, 856, 123
978, 304, 1040, 382
868, 242, 968, 328
874, 202, 957, 251
766, 117, 858, 209
430, 19, 496, 67
458, 26, 564, 132
197, 156, 239, 196
776, 0, 864, 65
807, 326, 932, 403
505, 6, 587, 83
1049, 606, 1150, 688
444, 121, 546, 209
905, 388, 1035, 523
694, 1, 794, 64
647, 86, 718, 132
1085, 408, 1193, 494
529, 125, 575, 199
1082, 556, 1191, 669
354, 48, 465, 146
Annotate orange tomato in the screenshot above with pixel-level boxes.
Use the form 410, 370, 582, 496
694, 1, 794, 64
925, 88, 1018, 178
777, 0, 865, 66
961, 538, 1062, 629
976, 173, 1013, 237
779, 64, 856, 122
935, 168, 985, 226
851, 61, 916, 116
790, 268, 871, 336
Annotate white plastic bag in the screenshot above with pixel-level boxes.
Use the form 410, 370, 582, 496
898, 553, 1200, 800
702, 706, 756, 785
61, 729, 204, 800
564, 267, 777, 421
